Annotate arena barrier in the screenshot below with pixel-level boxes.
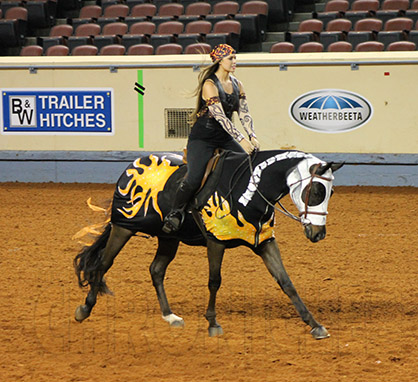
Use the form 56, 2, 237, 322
0, 52, 417, 186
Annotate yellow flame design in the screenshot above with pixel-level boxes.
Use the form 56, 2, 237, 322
201, 192, 274, 246
117, 155, 179, 220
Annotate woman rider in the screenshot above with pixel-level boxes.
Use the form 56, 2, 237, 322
162, 44, 260, 234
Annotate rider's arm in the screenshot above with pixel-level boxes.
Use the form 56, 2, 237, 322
237, 81, 260, 150
202, 80, 245, 142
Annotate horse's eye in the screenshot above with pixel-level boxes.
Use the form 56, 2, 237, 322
301, 183, 326, 206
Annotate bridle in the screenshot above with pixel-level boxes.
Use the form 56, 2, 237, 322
247, 156, 333, 226
288, 163, 333, 224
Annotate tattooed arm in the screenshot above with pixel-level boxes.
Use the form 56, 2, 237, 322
238, 81, 260, 150
238, 96, 256, 139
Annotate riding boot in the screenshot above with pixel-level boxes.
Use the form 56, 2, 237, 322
162, 181, 196, 234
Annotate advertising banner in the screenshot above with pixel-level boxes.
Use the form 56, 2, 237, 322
1, 88, 114, 135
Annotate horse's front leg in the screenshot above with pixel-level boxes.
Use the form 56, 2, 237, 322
255, 239, 330, 340
204, 239, 225, 337
150, 237, 184, 327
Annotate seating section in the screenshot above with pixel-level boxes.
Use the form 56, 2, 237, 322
301, 0, 418, 51
7, 0, 418, 56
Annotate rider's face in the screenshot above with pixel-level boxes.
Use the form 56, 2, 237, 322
219, 54, 236, 73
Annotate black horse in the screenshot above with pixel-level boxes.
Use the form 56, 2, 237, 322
74, 150, 343, 339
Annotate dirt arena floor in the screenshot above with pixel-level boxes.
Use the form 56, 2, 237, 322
0, 182, 417, 382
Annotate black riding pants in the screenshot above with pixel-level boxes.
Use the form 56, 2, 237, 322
184, 138, 245, 192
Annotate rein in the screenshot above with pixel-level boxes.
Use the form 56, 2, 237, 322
247, 155, 332, 226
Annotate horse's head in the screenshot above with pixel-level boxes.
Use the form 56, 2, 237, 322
287, 158, 343, 243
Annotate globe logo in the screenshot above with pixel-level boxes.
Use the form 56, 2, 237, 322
290, 89, 373, 133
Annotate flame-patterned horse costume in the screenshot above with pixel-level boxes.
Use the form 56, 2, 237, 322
74, 150, 343, 339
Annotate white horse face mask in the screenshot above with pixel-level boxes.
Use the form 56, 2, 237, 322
287, 158, 335, 226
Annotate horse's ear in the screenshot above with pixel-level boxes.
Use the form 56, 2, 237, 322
330, 162, 344, 172
314, 162, 344, 176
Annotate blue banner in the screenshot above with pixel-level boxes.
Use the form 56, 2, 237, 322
1, 89, 113, 134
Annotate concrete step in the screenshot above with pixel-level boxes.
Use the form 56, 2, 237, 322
288, 21, 300, 32
292, 12, 314, 22
265, 31, 286, 43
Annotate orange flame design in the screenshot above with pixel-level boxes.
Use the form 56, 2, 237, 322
117, 155, 179, 220
201, 192, 274, 246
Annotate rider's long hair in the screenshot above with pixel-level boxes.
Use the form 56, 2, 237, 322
190, 61, 220, 123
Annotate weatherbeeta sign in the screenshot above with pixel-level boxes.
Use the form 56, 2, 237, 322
290, 89, 373, 133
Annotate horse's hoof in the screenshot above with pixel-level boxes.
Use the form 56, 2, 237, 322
310, 326, 330, 340
162, 313, 185, 327
75, 305, 90, 323
208, 325, 224, 337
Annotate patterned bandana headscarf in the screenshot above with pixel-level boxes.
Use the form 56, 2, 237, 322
209, 44, 236, 63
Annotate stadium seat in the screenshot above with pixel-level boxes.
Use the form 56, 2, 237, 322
46, 44, 70, 56
185, 2, 211, 16
122, 21, 155, 49
157, 3, 184, 17
0, 1, 24, 18
25, 0, 56, 28
0, 6, 28, 47
325, 0, 350, 12
344, 0, 379, 26
406, 0, 418, 26
130, 3, 156, 17
212, 1, 240, 15
270, 41, 295, 53
408, 19, 418, 47
376, 0, 410, 24
387, 40, 416, 50
127, 43, 154, 55
67, 23, 101, 52
298, 41, 324, 52
71, 5, 102, 30
20, 44, 43, 56
155, 43, 183, 55
39, 24, 73, 52
150, 21, 184, 49
205, 20, 241, 50
126, 0, 146, 11
94, 22, 128, 50
177, 20, 212, 49
286, 19, 323, 51
377, 17, 413, 47
184, 42, 212, 54
320, 18, 352, 49
100, 44, 126, 55
327, 40, 353, 51
97, 4, 130, 28
124, 3, 156, 28
355, 40, 384, 50
238, 0, 269, 41
347, 18, 383, 48
72, 44, 99, 55
314, 0, 349, 27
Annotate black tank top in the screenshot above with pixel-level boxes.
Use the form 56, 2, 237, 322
189, 74, 240, 143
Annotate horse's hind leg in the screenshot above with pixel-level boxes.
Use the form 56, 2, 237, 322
204, 239, 225, 337
256, 239, 330, 340
149, 237, 184, 327
75, 224, 134, 322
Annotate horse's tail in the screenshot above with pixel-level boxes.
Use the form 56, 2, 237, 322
73, 223, 112, 295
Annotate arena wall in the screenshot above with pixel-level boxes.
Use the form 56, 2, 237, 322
0, 52, 417, 185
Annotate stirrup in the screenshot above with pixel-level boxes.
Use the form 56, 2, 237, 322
162, 211, 184, 234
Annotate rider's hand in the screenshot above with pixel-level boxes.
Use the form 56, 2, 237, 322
239, 138, 255, 155
250, 136, 260, 151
